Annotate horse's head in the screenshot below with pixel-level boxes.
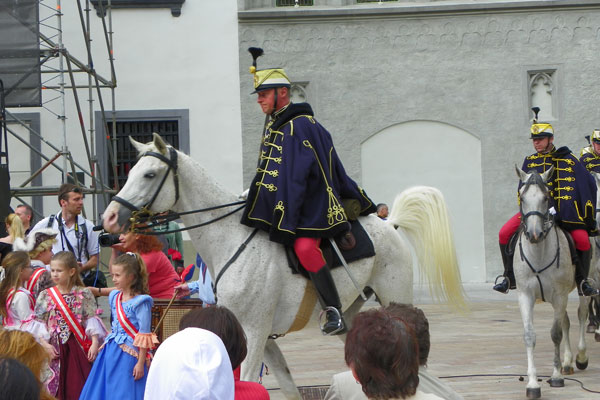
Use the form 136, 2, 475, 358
516, 165, 554, 243
103, 133, 180, 233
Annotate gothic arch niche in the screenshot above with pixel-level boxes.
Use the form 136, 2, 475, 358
529, 70, 556, 121
361, 120, 485, 283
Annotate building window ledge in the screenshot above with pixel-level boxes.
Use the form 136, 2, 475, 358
91, 0, 185, 17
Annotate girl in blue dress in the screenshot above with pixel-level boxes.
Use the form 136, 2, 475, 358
80, 252, 157, 400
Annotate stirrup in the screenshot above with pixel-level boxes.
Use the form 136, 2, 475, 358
493, 275, 510, 294
579, 279, 600, 297
318, 306, 344, 336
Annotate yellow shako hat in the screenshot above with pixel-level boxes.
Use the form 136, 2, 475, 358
248, 47, 291, 94
530, 107, 554, 138
590, 129, 600, 143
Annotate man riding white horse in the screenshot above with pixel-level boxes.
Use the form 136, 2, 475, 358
580, 129, 600, 173
495, 107, 600, 297
240, 48, 377, 335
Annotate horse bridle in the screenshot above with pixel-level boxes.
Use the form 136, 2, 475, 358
111, 146, 246, 234
112, 147, 180, 225
519, 176, 553, 241
518, 173, 559, 302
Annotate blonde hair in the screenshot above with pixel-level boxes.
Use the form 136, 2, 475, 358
0, 330, 55, 400
51, 251, 84, 288
0, 251, 31, 318
4, 213, 25, 241
29, 237, 56, 260
113, 252, 149, 295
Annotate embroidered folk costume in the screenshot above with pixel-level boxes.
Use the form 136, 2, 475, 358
35, 286, 106, 398
495, 107, 599, 296
240, 48, 376, 335
79, 290, 156, 400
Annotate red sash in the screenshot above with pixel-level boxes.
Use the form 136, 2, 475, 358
4, 288, 34, 326
48, 287, 92, 352
115, 292, 139, 340
25, 268, 46, 296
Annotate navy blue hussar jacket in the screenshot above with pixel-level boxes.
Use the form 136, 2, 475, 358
522, 145, 597, 235
241, 102, 376, 245
580, 146, 600, 174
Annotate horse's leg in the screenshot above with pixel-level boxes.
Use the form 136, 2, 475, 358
241, 329, 269, 383
587, 297, 597, 333
548, 298, 568, 385
576, 296, 590, 370
263, 339, 302, 400
518, 291, 541, 398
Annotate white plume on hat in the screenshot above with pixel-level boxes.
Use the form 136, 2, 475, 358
13, 228, 58, 253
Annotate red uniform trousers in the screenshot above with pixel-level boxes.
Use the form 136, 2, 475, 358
294, 237, 326, 272
499, 212, 590, 251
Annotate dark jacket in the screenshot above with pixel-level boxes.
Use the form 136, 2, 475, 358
241, 102, 376, 245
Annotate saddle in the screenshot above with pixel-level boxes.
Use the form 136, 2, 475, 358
286, 219, 376, 279
507, 224, 577, 265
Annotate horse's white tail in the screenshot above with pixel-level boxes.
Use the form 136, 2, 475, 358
387, 186, 467, 310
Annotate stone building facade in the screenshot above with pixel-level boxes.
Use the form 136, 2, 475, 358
237, 0, 600, 283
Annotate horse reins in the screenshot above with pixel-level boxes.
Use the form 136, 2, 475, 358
518, 227, 560, 303
518, 174, 559, 302
111, 146, 245, 234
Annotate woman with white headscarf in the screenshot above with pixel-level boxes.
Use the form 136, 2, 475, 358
144, 328, 235, 400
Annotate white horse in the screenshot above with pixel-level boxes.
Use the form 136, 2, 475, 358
586, 171, 600, 339
102, 134, 465, 399
514, 166, 590, 399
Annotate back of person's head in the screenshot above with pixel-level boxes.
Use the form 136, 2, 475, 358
0, 357, 41, 400
0, 330, 48, 380
145, 328, 234, 400
57, 183, 82, 206
345, 308, 420, 400
113, 252, 149, 294
51, 251, 84, 287
134, 234, 164, 254
386, 303, 430, 366
0, 251, 31, 318
179, 306, 247, 370
4, 213, 25, 240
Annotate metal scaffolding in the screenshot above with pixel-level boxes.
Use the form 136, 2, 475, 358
3, 0, 119, 223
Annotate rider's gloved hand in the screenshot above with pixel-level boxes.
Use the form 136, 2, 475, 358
239, 188, 249, 200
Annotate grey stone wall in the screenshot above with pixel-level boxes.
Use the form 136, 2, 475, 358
238, 0, 600, 281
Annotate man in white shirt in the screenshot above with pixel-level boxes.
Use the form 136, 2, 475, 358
32, 184, 99, 282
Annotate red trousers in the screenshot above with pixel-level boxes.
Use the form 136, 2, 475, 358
499, 212, 590, 251
294, 237, 326, 272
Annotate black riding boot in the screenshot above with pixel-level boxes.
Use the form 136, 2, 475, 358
308, 266, 346, 335
493, 243, 516, 294
575, 249, 600, 297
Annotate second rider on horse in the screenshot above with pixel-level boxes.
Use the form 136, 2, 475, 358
495, 107, 599, 297
240, 48, 377, 334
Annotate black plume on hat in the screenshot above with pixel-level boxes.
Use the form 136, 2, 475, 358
248, 47, 264, 69
532, 107, 540, 123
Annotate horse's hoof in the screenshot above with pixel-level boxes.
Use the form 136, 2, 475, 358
548, 378, 564, 387
595, 332, 600, 342
526, 387, 541, 399
587, 323, 598, 333
576, 358, 589, 370
561, 366, 574, 375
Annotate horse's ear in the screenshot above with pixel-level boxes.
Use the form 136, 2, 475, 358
153, 132, 168, 155
540, 165, 554, 183
129, 136, 145, 154
515, 165, 529, 182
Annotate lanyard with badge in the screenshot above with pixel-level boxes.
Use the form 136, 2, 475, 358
56, 212, 82, 262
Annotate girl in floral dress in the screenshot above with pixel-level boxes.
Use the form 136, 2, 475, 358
79, 252, 157, 400
35, 251, 107, 399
